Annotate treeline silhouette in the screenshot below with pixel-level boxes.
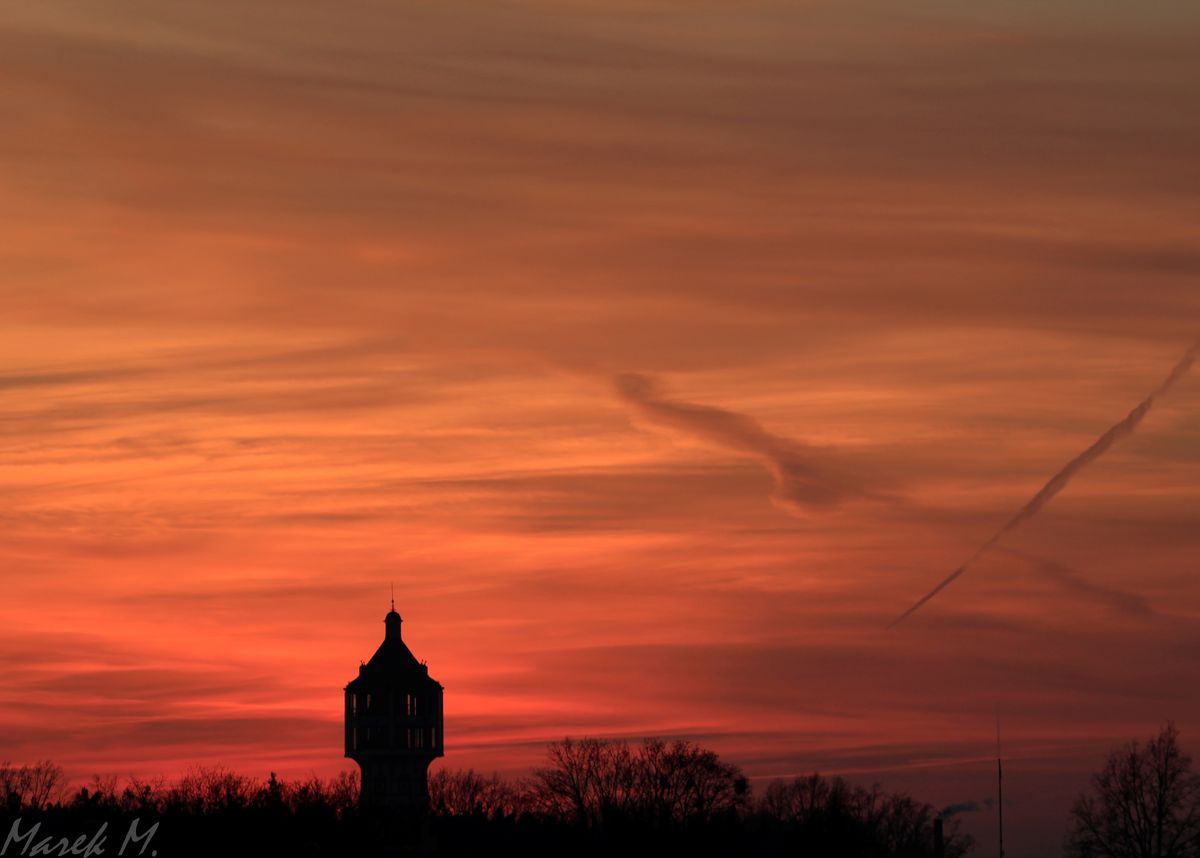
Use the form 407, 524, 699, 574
1, 738, 970, 857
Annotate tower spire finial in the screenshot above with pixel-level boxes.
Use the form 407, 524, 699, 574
391, 581, 395, 612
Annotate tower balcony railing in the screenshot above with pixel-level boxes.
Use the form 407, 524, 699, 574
347, 723, 443, 755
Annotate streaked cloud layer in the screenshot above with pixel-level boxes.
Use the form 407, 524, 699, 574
2, 2, 1199, 855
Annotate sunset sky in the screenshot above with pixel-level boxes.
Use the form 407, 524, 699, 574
2, 1, 1199, 855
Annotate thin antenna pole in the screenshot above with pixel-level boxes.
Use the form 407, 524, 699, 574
997, 715, 1005, 858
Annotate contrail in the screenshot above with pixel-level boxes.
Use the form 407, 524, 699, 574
998, 547, 1158, 619
614, 372, 853, 513
890, 339, 1199, 628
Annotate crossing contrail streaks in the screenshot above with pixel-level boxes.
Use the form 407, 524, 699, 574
890, 339, 1199, 628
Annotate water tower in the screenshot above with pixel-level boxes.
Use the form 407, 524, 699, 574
345, 604, 444, 811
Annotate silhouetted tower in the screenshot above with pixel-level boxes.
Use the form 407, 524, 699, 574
345, 605, 444, 811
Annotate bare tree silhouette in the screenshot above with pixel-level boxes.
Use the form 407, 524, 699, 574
1068, 723, 1200, 858
532, 737, 748, 829
760, 773, 972, 858
1, 742, 967, 856
0, 760, 67, 810
428, 768, 521, 819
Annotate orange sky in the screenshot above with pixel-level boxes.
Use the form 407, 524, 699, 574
2, 2, 1199, 855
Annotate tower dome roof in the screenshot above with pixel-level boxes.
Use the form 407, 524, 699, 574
346, 607, 441, 690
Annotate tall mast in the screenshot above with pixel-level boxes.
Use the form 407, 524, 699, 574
997, 716, 1005, 858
